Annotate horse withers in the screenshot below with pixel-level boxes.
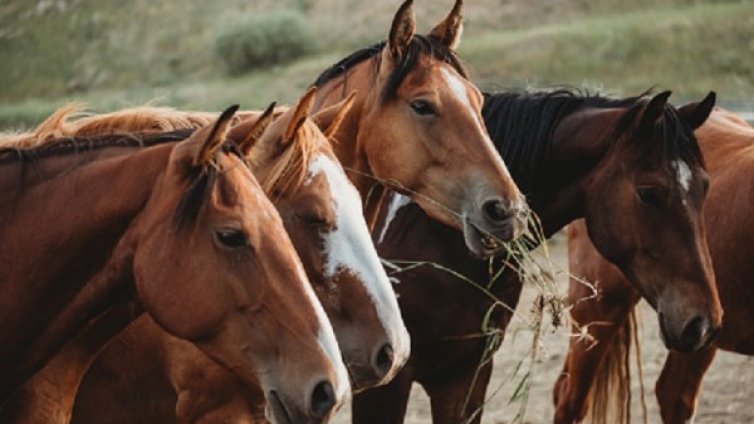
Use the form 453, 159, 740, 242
0, 107, 348, 423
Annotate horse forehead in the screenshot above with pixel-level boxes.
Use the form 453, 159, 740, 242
295, 171, 337, 214
215, 160, 275, 218
438, 67, 480, 106
307, 153, 355, 196
673, 159, 694, 192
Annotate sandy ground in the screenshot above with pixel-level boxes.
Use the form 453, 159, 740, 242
333, 234, 754, 423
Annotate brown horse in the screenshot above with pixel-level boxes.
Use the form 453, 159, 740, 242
555, 108, 754, 424
312, 0, 528, 257
0, 107, 349, 423
3, 89, 409, 423
352, 89, 720, 424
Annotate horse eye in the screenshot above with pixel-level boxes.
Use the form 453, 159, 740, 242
297, 213, 329, 227
215, 228, 249, 248
410, 100, 436, 116
636, 186, 663, 207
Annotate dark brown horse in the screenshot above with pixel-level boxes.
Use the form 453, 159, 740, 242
0, 107, 349, 422
555, 108, 754, 424
312, 0, 528, 257
352, 89, 719, 423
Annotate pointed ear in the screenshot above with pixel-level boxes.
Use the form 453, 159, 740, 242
233, 102, 276, 156
678, 91, 716, 130
387, 0, 415, 61
283, 87, 317, 144
429, 0, 464, 50
194, 105, 239, 166
639, 91, 671, 131
312, 91, 356, 139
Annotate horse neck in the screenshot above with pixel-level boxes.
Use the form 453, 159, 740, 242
314, 61, 374, 196
314, 62, 390, 228
520, 107, 624, 237
697, 109, 754, 174
0, 145, 171, 395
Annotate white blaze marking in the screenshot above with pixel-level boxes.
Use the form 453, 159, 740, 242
440, 67, 514, 181
292, 259, 351, 400
377, 193, 412, 244
674, 160, 693, 192
307, 155, 411, 372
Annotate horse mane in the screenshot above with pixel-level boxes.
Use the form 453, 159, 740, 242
482, 88, 703, 193
2, 104, 328, 198
0, 103, 87, 148
0, 103, 249, 150
312, 34, 468, 100
0, 129, 194, 166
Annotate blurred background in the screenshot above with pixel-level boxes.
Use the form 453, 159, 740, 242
0, 0, 752, 128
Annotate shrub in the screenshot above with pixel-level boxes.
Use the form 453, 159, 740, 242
215, 10, 317, 75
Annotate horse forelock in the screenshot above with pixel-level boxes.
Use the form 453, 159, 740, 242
253, 121, 331, 199
312, 34, 467, 101
613, 96, 704, 168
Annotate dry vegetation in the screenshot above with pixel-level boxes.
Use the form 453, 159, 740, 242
1, 0, 752, 128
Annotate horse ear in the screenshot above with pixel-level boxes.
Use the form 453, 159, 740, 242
236, 102, 276, 156
283, 87, 317, 144
639, 90, 671, 131
678, 91, 716, 130
194, 105, 239, 166
312, 91, 356, 139
387, 0, 416, 61
429, 0, 464, 50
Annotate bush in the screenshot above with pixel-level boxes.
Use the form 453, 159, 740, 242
215, 10, 317, 75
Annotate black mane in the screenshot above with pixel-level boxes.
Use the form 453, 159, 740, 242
313, 34, 468, 100
0, 129, 195, 166
482, 88, 703, 193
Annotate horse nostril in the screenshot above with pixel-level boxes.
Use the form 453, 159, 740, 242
482, 199, 512, 225
681, 315, 707, 349
310, 381, 336, 418
373, 343, 395, 379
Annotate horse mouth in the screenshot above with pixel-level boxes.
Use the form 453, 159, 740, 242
463, 218, 504, 258
267, 390, 293, 424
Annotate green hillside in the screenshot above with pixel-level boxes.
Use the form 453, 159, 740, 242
1, 0, 752, 129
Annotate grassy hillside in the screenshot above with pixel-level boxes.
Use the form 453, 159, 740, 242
1, 0, 752, 129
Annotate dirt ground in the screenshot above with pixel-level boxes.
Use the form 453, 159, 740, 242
333, 233, 754, 423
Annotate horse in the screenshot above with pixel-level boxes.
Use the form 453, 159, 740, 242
311, 0, 528, 257
0, 107, 349, 423
555, 108, 754, 424
350, 89, 720, 424
1, 88, 410, 423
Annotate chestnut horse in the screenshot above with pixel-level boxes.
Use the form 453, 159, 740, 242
311, 0, 528, 257
353, 89, 720, 423
2, 89, 410, 423
556, 108, 754, 424
0, 107, 349, 422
